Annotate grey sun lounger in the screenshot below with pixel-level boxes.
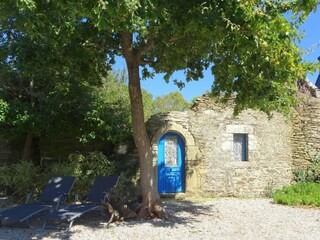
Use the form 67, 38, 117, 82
0, 176, 76, 227
43, 175, 119, 230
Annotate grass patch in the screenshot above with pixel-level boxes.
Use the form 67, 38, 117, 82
273, 182, 320, 207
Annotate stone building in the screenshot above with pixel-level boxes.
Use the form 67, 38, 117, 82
147, 80, 320, 197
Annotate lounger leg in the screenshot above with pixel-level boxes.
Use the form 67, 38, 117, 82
68, 220, 74, 231
43, 220, 47, 229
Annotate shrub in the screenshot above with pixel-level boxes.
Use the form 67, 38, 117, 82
0, 160, 40, 200
11, 160, 40, 197
0, 164, 12, 193
72, 152, 115, 192
293, 154, 320, 183
44, 152, 116, 198
0, 151, 117, 201
273, 182, 320, 207
115, 172, 140, 203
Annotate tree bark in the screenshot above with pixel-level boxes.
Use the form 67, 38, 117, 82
22, 132, 33, 161
120, 32, 164, 218
22, 79, 35, 161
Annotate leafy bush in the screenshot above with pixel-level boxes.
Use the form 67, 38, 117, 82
11, 160, 40, 197
115, 172, 140, 203
293, 154, 320, 183
275, 154, 320, 207
0, 164, 12, 192
0, 151, 117, 201
70, 151, 116, 194
273, 182, 320, 206
0, 160, 40, 199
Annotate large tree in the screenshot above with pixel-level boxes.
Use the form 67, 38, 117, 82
0, 2, 113, 161
0, 0, 318, 217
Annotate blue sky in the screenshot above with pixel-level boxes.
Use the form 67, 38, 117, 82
114, 10, 320, 101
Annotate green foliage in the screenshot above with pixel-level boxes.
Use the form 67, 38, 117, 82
114, 172, 139, 203
45, 158, 82, 179
2, 0, 317, 119
0, 160, 40, 198
0, 69, 135, 158
46, 152, 116, 196
293, 154, 320, 183
79, 71, 133, 144
11, 160, 40, 197
273, 153, 320, 207
153, 91, 191, 113
0, 100, 8, 122
0, 152, 117, 201
81, 152, 116, 176
265, 180, 277, 198
142, 89, 155, 121
273, 182, 320, 206
0, 2, 130, 156
0, 164, 12, 191
1, 0, 318, 205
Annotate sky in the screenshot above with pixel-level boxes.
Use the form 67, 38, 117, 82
114, 10, 320, 101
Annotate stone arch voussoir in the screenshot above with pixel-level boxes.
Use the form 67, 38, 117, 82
151, 122, 199, 164
151, 122, 201, 194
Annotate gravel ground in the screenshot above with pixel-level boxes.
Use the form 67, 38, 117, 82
0, 198, 320, 240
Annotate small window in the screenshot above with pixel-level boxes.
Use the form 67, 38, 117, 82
164, 136, 178, 167
233, 134, 248, 161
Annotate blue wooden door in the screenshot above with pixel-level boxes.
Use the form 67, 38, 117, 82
158, 133, 185, 193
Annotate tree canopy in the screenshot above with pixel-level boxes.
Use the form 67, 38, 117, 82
1, 1, 318, 111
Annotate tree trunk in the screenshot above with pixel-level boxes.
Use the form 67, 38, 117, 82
121, 32, 166, 219
22, 132, 33, 161
22, 79, 35, 161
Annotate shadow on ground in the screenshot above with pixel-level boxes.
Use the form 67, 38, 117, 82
0, 199, 219, 240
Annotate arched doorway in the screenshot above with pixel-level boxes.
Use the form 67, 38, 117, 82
157, 132, 185, 193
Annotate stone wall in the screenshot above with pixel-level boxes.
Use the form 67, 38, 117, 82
189, 96, 292, 197
292, 92, 320, 167
148, 111, 202, 194
148, 95, 293, 197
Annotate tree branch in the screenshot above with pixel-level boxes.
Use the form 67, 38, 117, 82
82, 42, 106, 51
137, 38, 154, 57
140, 59, 158, 66
120, 31, 134, 60
168, 35, 180, 42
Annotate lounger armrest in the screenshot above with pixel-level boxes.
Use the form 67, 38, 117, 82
55, 193, 68, 210
74, 192, 89, 204
103, 192, 109, 202
25, 192, 34, 204
103, 186, 115, 202
73, 193, 83, 204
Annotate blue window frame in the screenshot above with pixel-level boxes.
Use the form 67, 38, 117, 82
233, 134, 248, 161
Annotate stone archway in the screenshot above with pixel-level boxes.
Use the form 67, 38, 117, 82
151, 122, 201, 194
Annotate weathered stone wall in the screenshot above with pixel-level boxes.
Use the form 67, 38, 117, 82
148, 95, 293, 197
148, 111, 202, 194
189, 96, 292, 197
292, 92, 320, 168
